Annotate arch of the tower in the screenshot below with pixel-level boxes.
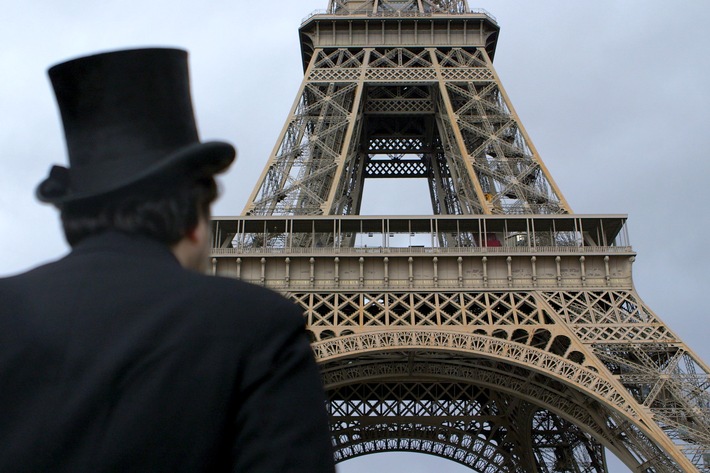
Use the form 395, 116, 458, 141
313, 337, 686, 472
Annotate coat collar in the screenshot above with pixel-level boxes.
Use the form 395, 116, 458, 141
71, 231, 182, 267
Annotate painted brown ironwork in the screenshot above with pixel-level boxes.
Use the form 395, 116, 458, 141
214, 1, 710, 471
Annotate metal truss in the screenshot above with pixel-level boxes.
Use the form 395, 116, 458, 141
222, 2, 709, 471
296, 288, 709, 471
244, 44, 570, 216
329, 379, 605, 472
213, 225, 709, 470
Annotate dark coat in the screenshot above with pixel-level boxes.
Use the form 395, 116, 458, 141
0, 232, 335, 472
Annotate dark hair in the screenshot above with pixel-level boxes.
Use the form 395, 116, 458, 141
60, 176, 218, 247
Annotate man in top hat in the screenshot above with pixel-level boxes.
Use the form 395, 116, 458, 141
0, 48, 335, 472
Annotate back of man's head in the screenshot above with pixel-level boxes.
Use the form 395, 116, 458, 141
36, 48, 235, 247
60, 176, 217, 247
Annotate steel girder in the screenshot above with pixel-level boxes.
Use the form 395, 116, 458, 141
243, 45, 570, 217
293, 288, 709, 471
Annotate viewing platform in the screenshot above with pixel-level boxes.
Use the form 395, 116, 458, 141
297, 5, 501, 66
302, 7, 497, 25
210, 215, 635, 290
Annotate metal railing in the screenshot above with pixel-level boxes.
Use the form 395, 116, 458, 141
302, 7, 497, 26
212, 245, 633, 256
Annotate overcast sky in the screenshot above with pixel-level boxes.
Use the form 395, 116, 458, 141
1, 1, 709, 472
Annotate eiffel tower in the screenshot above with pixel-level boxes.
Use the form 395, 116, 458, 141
211, 1, 710, 471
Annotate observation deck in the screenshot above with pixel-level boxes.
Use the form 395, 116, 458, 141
298, 5, 500, 70
301, 7, 498, 25
210, 215, 635, 291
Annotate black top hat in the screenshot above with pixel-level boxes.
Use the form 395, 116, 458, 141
37, 47, 236, 204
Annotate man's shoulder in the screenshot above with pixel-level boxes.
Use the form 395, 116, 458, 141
187, 272, 287, 303
181, 272, 304, 327
0, 257, 65, 291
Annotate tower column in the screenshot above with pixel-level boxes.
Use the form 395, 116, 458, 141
430, 47, 491, 215
322, 49, 372, 214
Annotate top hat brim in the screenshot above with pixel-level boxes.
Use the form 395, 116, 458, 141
36, 140, 236, 205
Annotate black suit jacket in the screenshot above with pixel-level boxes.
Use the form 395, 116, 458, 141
0, 232, 335, 472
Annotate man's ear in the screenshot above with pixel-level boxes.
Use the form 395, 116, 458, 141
172, 216, 211, 271
185, 225, 200, 243
186, 217, 209, 243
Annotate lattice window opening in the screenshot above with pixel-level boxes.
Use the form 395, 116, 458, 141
528, 329, 553, 352
334, 130, 366, 198
369, 47, 433, 68
490, 130, 534, 161
272, 188, 325, 215
422, 0, 470, 15
603, 415, 688, 472
371, 129, 426, 157
657, 415, 710, 445
265, 150, 337, 192
330, 383, 510, 419
364, 91, 433, 117
363, 299, 388, 324
243, 232, 293, 251
461, 96, 512, 127
302, 124, 352, 156
436, 47, 489, 68
365, 160, 430, 177
369, 118, 430, 142
447, 92, 504, 121
308, 68, 364, 82
592, 345, 684, 378
367, 85, 430, 100
365, 99, 435, 114
457, 114, 512, 133
471, 81, 510, 109
300, 89, 346, 117
329, 0, 376, 15
377, 0, 418, 13
530, 413, 606, 473
367, 136, 427, 150
610, 294, 653, 324
464, 133, 533, 168
548, 292, 663, 327
311, 294, 339, 321
314, 48, 367, 69
310, 325, 355, 343
251, 164, 308, 205
429, 167, 465, 207
273, 143, 313, 170
446, 83, 510, 116
477, 177, 539, 209
442, 160, 470, 199
303, 83, 359, 114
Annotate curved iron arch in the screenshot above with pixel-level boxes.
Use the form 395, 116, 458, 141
315, 333, 684, 471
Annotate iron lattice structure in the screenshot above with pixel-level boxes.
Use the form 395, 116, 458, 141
213, 1, 710, 471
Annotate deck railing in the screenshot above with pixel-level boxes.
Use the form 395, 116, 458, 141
212, 245, 632, 256
301, 8, 497, 26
